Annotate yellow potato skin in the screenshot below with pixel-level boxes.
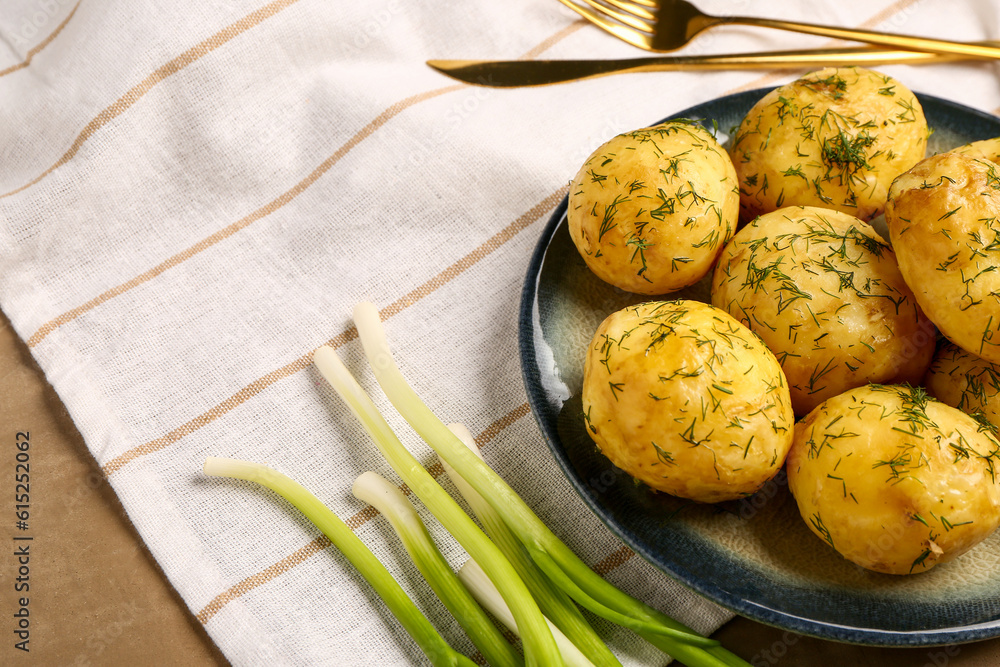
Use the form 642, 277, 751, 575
567, 121, 738, 295
953, 136, 1000, 164
711, 206, 935, 416
730, 67, 927, 222
925, 340, 1000, 428
885, 151, 1000, 364
582, 300, 794, 503
788, 384, 1000, 575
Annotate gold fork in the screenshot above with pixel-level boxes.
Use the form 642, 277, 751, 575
561, 0, 1000, 59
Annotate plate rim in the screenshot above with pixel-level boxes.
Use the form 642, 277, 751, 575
518, 87, 1000, 647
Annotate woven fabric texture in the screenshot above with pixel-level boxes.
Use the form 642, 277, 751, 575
1, 0, 999, 664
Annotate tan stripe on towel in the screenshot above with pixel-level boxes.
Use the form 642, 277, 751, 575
0, 0, 301, 200
860, 0, 926, 30
519, 19, 588, 60
99, 188, 565, 476
89, 0, 919, 472
196, 404, 638, 626
26, 83, 463, 347
196, 403, 531, 623
592, 545, 635, 576
0, 1, 79, 78
199, 0, 913, 634
25, 16, 586, 347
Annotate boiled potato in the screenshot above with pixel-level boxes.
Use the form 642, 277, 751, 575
582, 300, 794, 503
730, 67, 927, 221
953, 137, 1000, 163
925, 339, 1000, 428
711, 205, 935, 416
568, 120, 738, 295
885, 151, 1000, 364
788, 384, 1000, 575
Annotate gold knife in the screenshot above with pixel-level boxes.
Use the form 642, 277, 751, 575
427, 44, 987, 87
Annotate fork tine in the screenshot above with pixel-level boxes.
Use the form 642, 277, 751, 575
577, 0, 653, 33
554, 0, 654, 50
624, 0, 658, 7
599, 0, 656, 21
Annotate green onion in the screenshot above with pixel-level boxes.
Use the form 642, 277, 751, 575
352, 471, 522, 667
349, 302, 748, 667
441, 423, 622, 667
202, 457, 476, 667
312, 347, 564, 667
457, 559, 594, 667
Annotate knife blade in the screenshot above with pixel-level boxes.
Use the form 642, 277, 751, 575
426, 45, 980, 88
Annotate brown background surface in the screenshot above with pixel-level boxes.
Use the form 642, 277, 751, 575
2, 308, 999, 667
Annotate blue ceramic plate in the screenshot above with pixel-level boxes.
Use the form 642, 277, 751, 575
519, 89, 1000, 646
